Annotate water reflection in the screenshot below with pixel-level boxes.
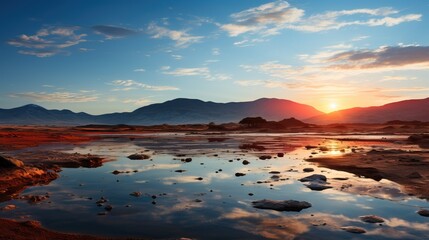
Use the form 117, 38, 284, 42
0, 133, 428, 239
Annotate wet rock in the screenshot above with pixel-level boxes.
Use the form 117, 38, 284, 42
360, 215, 385, 223
127, 154, 150, 160
305, 182, 332, 191
333, 177, 349, 181
130, 192, 142, 197
194, 199, 202, 203
80, 156, 103, 168
1, 205, 16, 211
277, 153, 284, 157
0, 155, 24, 168
235, 172, 246, 177
341, 226, 366, 234
259, 155, 272, 160
175, 169, 186, 173
242, 160, 250, 165
112, 170, 121, 175
269, 171, 281, 174
417, 209, 429, 217
252, 199, 311, 212
303, 168, 314, 172
182, 158, 192, 163
196, 177, 204, 181
299, 174, 327, 183
407, 172, 423, 179
248, 193, 254, 196
305, 145, 317, 150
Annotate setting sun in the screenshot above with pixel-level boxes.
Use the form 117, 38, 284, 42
329, 102, 338, 111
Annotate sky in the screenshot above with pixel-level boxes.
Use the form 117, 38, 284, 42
1, 0, 428, 114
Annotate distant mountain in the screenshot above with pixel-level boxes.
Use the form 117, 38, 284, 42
306, 97, 429, 124
0, 104, 95, 125
0, 98, 323, 125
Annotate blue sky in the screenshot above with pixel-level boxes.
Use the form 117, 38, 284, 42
1, 0, 428, 114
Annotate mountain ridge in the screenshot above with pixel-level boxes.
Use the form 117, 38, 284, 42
0, 97, 428, 125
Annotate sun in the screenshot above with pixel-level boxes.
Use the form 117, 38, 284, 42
329, 102, 338, 111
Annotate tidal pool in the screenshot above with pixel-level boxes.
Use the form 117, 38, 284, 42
1, 133, 428, 239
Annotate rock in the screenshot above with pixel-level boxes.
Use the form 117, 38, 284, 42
360, 215, 384, 223
277, 153, 284, 157
23, 220, 42, 228
407, 172, 423, 179
299, 174, 327, 183
112, 170, 121, 175
341, 226, 366, 234
259, 155, 272, 160
242, 160, 250, 165
104, 205, 113, 211
417, 209, 429, 217
235, 172, 246, 177
196, 177, 204, 181
175, 169, 186, 173
269, 171, 281, 174
127, 154, 150, 160
1, 205, 16, 211
303, 168, 314, 172
305, 182, 332, 191
130, 192, 142, 197
0, 155, 24, 168
252, 199, 311, 212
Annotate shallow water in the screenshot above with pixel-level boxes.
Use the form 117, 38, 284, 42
1, 133, 428, 239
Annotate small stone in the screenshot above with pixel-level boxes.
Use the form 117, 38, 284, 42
242, 160, 250, 165
196, 177, 204, 181
277, 153, 284, 157
252, 199, 311, 212
130, 191, 142, 197
341, 226, 366, 234
303, 168, 314, 172
235, 172, 246, 177
417, 209, 429, 217
360, 215, 385, 223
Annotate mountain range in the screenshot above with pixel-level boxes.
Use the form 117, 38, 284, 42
0, 97, 427, 125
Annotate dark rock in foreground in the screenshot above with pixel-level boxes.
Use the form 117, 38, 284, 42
417, 209, 429, 217
299, 174, 327, 183
252, 199, 311, 212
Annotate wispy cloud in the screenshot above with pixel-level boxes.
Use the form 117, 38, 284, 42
10, 91, 98, 102
8, 26, 86, 57
133, 68, 146, 72
147, 22, 203, 48
92, 25, 138, 39
122, 98, 152, 106
110, 79, 179, 91
163, 67, 231, 81
171, 54, 183, 60
212, 48, 220, 56
221, 1, 421, 37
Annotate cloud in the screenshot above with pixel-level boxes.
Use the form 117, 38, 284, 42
221, 1, 304, 36
171, 54, 183, 60
221, 1, 421, 37
122, 98, 152, 106
327, 46, 429, 71
147, 22, 203, 48
212, 48, 220, 55
8, 26, 86, 57
133, 68, 146, 72
163, 67, 210, 76
110, 79, 179, 91
92, 25, 137, 39
163, 67, 231, 81
10, 91, 98, 103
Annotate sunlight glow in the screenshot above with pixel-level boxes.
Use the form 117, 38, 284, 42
329, 102, 338, 111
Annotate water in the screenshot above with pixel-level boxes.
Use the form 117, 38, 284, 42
1, 133, 428, 239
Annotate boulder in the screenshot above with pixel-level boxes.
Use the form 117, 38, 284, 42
127, 154, 150, 160
252, 199, 311, 212
305, 182, 332, 191
341, 226, 366, 234
299, 174, 327, 183
417, 209, 429, 217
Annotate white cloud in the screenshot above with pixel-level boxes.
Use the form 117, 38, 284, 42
221, 1, 421, 37
171, 54, 183, 60
122, 98, 152, 106
160, 66, 171, 71
133, 68, 146, 72
212, 48, 220, 55
10, 91, 98, 103
111, 79, 179, 91
147, 22, 203, 48
163, 67, 230, 81
8, 26, 86, 57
